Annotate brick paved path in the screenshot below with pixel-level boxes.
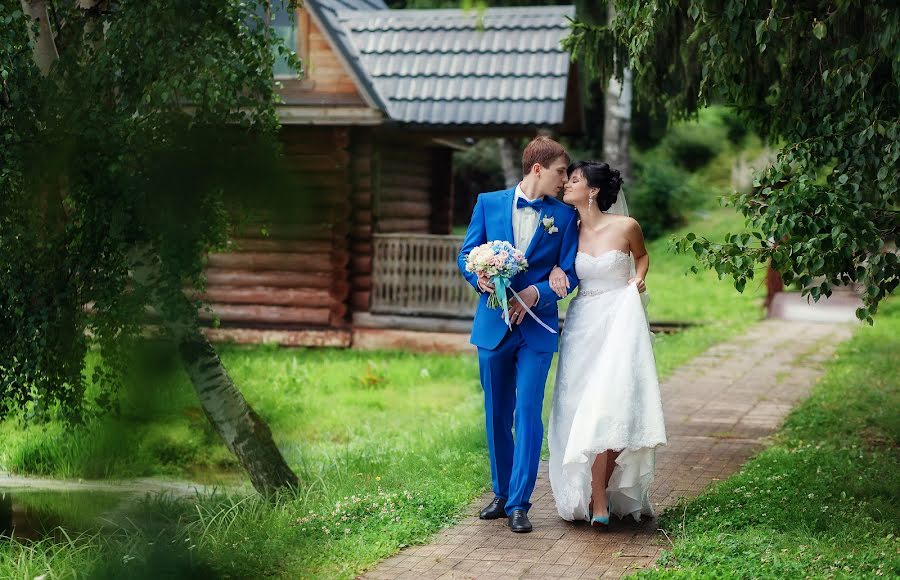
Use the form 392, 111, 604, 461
363, 320, 853, 579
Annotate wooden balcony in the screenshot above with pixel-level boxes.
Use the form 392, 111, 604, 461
359, 233, 695, 339
370, 233, 477, 318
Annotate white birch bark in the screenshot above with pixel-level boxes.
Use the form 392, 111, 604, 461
497, 138, 520, 188
78, 0, 105, 40
20, 0, 58, 76
129, 249, 300, 494
602, 4, 632, 180
178, 330, 299, 494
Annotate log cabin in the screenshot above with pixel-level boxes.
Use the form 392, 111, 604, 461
203, 0, 584, 347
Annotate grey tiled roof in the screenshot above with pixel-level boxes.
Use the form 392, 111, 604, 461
334, 6, 576, 127
315, 0, 386, 13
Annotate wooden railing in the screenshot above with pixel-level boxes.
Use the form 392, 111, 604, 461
371, 234, 478, 317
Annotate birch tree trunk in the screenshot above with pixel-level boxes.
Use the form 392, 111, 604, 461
20, 0, 58, 75
178, 330, 299, 494
78, 0, 106, 40
601, 4, 632, 181
130, 246, 300, 495
496, 138, 520, 188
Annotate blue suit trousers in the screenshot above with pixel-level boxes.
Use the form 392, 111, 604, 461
477, 325, 553, 515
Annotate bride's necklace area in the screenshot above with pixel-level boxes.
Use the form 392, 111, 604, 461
577, 211, 616, 234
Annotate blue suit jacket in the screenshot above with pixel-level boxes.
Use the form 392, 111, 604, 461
457, 188, 579, 353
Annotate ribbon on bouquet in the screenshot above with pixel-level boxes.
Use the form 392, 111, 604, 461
509, 287, 558, 334
490, 276, 513, 328
489, 275, 557, 334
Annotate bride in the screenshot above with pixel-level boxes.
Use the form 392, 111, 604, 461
546, 160, 667, 527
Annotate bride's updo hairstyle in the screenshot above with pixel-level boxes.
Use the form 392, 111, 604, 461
568, 161, 624, 212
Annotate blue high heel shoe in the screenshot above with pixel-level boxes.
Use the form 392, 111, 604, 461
591, 500, 611, 529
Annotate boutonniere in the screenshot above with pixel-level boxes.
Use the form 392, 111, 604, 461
542, 216, 558, 234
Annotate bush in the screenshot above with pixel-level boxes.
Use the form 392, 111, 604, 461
660, 123, 723, 171
719, 109, 749, 145
698, 105, 750, 145
627, 155, 704, 240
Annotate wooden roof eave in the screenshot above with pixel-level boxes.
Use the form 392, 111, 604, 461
277, 104, 384, 125
377, 121, 568, 138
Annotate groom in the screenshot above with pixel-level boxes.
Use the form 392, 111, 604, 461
457, 136, 579, 533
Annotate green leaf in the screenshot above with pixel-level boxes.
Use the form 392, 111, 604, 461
755, 20, 766, 43
813, 21, 827, 40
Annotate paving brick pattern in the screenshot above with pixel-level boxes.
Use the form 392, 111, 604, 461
362, 320, 853, 579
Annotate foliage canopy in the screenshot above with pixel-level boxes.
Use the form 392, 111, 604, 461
0, 0, 301, 420
565, 0, 898, 321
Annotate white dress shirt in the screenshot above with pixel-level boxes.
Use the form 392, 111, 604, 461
511, 183, 543, 306
512, 183, 542, 253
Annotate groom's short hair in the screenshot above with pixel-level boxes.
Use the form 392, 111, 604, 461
522, 136, 569, 176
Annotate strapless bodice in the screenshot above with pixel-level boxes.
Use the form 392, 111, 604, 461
575, 250, 631, 294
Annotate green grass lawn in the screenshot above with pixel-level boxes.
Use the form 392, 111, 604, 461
637, 300, 900, 578
1, 350, 491, 578
0, 349, 484, 482
2, 128, 767, 577
0, 202, 767, 578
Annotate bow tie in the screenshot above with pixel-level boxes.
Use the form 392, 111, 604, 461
516, 196, 544, 212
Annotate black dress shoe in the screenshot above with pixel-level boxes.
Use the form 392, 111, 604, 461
508, 509, 532, 533
479, 497, 507, 520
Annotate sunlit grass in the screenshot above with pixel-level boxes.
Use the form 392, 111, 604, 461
0, 350, 482, 485
1, 133, 776, 578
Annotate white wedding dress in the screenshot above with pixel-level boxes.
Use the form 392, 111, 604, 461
548, 249, 667, 522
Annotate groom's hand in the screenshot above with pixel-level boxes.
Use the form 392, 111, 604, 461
508, 285, 538, 325
477, 274, 495, 294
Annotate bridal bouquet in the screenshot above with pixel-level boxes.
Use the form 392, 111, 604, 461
465, 240, 528, 325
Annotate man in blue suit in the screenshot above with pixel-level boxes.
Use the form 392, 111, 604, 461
457, 136, 579, 533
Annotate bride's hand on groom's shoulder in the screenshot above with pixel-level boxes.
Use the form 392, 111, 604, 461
629, 277, 646, 293
549, 266, 570, 298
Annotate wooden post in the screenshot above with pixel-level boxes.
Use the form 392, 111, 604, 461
430, 147, 454, 235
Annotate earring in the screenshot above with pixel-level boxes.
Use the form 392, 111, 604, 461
588, 195, 593, 212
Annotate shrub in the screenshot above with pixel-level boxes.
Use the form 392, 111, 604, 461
719, 109, 749, 145
660, 123, 723, 171
698, 105, 750, 145
627, 155, 704, 240
144, 424, 202, 468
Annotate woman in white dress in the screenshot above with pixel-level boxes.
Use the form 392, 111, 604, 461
546, 161, 667, 528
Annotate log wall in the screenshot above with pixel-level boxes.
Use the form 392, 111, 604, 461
349, 129, 376, 313
202, 130, 458, 335
203, 126, 352, 330
430, 147, 454, 235
377, 145, 432, 234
